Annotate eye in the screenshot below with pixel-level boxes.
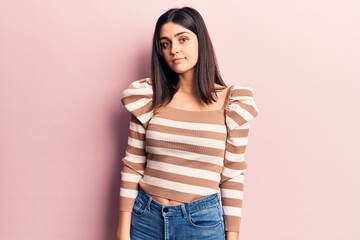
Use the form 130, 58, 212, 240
160, 41, 171, 49
179, 37, 189, 43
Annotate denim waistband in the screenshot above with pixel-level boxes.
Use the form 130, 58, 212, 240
136, 187, 221, 215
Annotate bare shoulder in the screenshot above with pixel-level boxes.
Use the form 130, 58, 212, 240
214, 84, 229, 96
214, 83, 227, 89
213, 84, 230, 108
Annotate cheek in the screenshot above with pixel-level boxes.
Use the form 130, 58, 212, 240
187, 43, 199, 60
162, 50, 171, 62
188, 49, 198, 63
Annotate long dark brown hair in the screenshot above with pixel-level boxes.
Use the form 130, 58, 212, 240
151, 7, 226, 109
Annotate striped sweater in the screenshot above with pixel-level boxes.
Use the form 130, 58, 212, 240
119, 78, 259, 232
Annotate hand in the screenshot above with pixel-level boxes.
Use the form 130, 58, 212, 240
117, 211, 132, 240
117, 233, 130, 240
226, 231, 239, 240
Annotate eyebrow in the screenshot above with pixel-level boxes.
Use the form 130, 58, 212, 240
159, 31, 191, 40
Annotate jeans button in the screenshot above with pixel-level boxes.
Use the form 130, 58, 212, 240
163, 207, 169, 212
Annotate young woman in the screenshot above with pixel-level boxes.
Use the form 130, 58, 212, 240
117, 7, 259, 240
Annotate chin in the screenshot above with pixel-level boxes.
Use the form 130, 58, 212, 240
172, 69, 188, 74
170, 66, 196, 75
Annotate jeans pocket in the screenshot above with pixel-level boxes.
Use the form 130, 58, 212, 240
188, 203, 222, 228
132, 197, 147, 216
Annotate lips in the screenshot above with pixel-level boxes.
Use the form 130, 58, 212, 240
172, 58, 185, 62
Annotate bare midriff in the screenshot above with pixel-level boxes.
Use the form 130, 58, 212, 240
149, 194, 185, 206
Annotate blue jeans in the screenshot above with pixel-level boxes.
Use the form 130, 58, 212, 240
130, 188, 226, 240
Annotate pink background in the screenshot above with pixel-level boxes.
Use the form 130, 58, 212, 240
1, 0, 359, 239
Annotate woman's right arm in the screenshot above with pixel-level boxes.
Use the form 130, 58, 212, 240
117, 114, 148, 239
117, 211, 132, 240
118, 79, 152, 239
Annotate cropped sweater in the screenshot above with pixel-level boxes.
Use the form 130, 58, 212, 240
119, 78, 259, 232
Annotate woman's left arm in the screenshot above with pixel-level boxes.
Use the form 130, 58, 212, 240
220, 85, 259, 234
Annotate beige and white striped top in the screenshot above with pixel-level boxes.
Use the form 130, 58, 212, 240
119, 78, 259, 232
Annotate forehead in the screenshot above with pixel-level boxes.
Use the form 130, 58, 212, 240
159, 22, 195, 38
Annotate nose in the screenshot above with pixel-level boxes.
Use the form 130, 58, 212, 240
170, 41, 180, 55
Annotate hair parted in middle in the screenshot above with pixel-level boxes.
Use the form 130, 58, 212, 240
150, 6, 226, 109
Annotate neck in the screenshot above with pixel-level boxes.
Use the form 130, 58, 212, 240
178, 69, 196, 94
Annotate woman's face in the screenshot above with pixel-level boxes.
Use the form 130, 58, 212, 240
159, 22, 199, 75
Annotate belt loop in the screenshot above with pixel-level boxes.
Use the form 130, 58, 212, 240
181, 204, 188, 218
146, 195, 152, 211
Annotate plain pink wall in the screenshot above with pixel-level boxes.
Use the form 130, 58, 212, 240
1, 0, 359, 239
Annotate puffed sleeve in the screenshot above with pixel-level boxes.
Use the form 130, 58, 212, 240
220, 85, 259, 232
119, 78, 153, 212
